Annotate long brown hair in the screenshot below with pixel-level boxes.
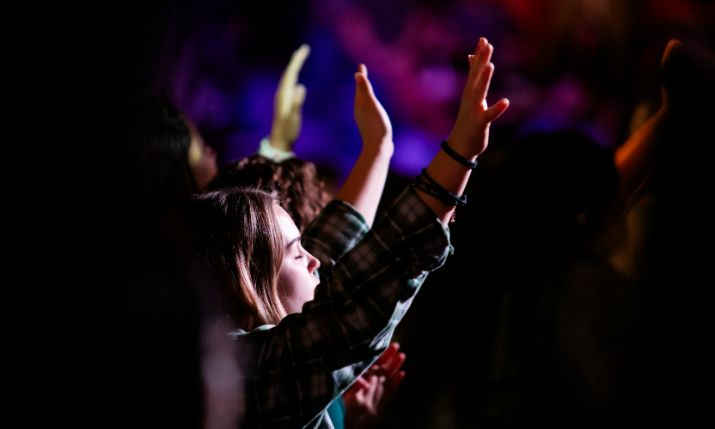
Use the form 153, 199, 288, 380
185, 187, 287, 330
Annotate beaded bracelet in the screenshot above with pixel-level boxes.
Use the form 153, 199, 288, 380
440, 140, 478, 169
414, 168, 468, 207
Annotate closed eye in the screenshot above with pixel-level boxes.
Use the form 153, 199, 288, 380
287, 238, 306, 261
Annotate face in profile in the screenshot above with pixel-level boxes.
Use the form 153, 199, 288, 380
186, 117, 218, 191
274, 204, 321, 314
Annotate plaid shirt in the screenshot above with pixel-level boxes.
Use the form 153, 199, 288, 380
231, 187, 452, 428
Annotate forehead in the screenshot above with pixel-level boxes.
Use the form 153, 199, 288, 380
274, 204, 300, 244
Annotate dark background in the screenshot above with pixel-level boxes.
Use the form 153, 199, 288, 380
47, 1, 715, 428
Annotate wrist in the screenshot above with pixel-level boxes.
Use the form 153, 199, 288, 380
440, 140, 478, 169
267, 128, 294, 151
258, 137, 295, 162
362, 138, 394, 158
446, 129, 487, 159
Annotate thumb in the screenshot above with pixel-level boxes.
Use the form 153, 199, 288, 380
293, 84, 307, 108
484, 98, 510, 123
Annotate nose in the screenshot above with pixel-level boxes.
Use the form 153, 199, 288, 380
307, 252, 320, 274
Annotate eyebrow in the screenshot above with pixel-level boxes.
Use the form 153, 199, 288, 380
285, 236, 301, 249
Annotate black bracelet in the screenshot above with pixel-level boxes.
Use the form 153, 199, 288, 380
440, 140, 478, 169
414, 181, 465, 208
414, 169, 468, 207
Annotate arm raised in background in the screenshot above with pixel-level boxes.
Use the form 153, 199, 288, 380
335, 64, 394, 227
614, 39, 680, 203
267, 44, 310, 155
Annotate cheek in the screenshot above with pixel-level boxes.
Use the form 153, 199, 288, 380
277, 264, 316, 314
276, 268, 293, 300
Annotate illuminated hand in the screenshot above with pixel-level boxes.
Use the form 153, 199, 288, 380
269, 44, 310, 151
447, 37, 509, 159
354, 63, 393, 154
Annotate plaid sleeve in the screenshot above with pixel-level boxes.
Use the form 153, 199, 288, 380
302, 199, 369, 268
233, 187, 452, 429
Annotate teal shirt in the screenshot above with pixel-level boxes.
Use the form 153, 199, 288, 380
326, 397, 345, 429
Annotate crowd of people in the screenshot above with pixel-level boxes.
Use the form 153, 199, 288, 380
60, 2, 715, 428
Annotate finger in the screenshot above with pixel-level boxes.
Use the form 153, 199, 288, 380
353, 376, 371, 390
354, 71, 368, 106
661, 38, 682, 68
363, 375, 381, 407
279, 44, 311, 92
380, 354, 403, 379
358, 63, 367, 77
372, 375, 386, 405
343, 383, 358, 399
354, 63, 366, 84
292, 84, 307, 108
354, 386, 366, 403
386, 370, 406, 393
287, 44, 311, 77
471, 42, 493, 92
375, 348, 399, 371
369, 365, 385, 377
464, 39, 493, 105
466, 37, 487, 82
384, 352, 406, 378
484, 97, 510, 123
355, 65, 380, 107
365, 375, 380, 403
355, 64, 374, 95
480, 43, 494, 67
474, 61, 495, 103
376, 342, 399, 365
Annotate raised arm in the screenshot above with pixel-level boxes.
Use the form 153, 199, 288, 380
267, 44, 310, 155
614, 39, 679, 203
335, 64, 394, 226
417, 37, 509, 224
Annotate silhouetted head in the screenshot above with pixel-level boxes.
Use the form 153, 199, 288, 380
122, 96, 217, 224
210, 155, 331, 231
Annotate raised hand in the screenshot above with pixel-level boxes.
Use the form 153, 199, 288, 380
269, 44, 311, 152
447, 37, 509, 160
615, 38, 681, 201
354, 64, 394, 155
343, 343, 406, 429
335, 63, 394, 226
415, 37, 510, 224
658, 38, 683, 114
